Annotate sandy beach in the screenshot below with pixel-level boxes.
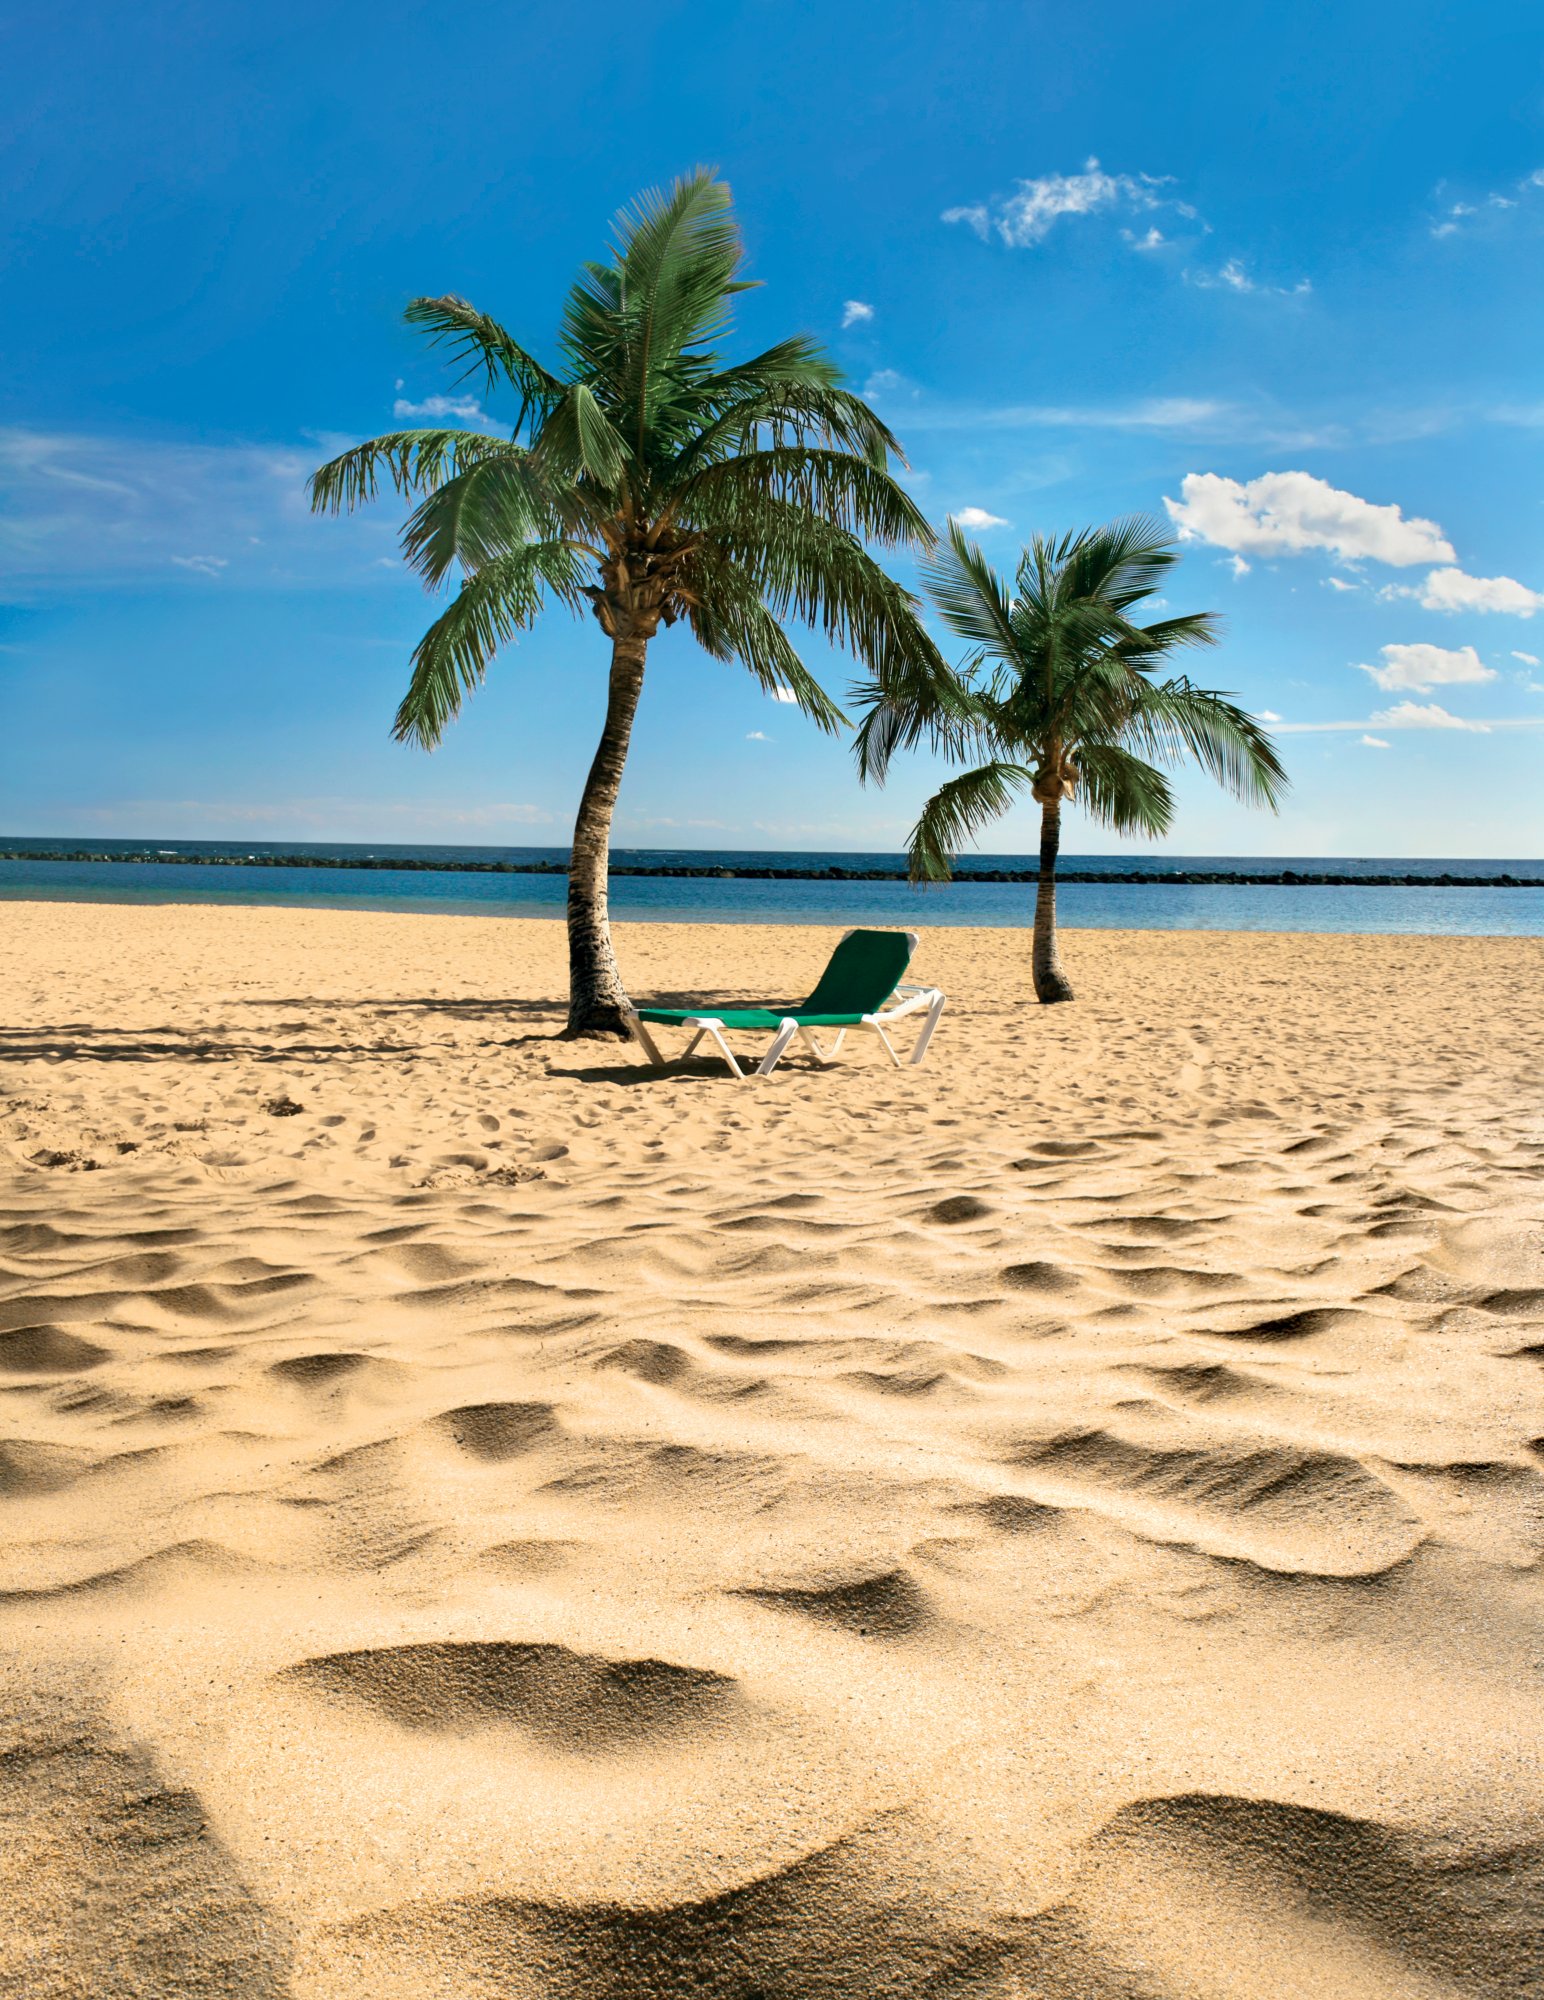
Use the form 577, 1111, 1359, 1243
2, 900, 1542, 1998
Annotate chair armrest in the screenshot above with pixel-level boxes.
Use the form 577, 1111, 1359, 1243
873, 984, 944, 1022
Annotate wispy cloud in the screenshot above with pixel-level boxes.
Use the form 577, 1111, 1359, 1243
1355, 643, 1495, 694
391, 393, 499, 428
841, 300, 874, 328
58, 796, 555, 837
0, 426, 403, 593
943, 158, 1177, 246
1165, 471, 1454, 566
946, 160, 1307, 296
1274, 711, 1541, 735
1511, 650, 1540, 667
884, 392, 1229, 433
1431, 166, 1544, 238
745, 730, 771, 741
1361, 735, 1391, 748
1187, 257, 1310, 299
1371, 700, 1490, 732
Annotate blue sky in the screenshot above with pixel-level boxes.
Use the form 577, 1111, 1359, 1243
3, 0, 1542, 855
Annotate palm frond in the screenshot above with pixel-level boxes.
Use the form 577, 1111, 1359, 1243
680, 448, 930, 547
392, 542, 587, 748
715, 503, 950, 704
398, 450, 571, 584
851, 669, 988, 783
1108, 611, 1224, 676
921, 521, 1022, 663
401, 297, 565, 426
1074, 743, 1175, 836
1123, 680, 1290, 809
684, 561, 846, 733
308, 430, 518, 514
1052, 514, 1178, 611
613, 169, 744, 364
668, 374, 900, 474
530, 383, 630, 489
906, 761, 1034, 883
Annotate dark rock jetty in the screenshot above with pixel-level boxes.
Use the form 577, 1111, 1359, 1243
3, 851, 1541, 888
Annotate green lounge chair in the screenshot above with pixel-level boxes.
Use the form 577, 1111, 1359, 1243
623, 927, 946, 1079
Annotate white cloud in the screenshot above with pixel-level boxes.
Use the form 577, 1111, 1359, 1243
1322, 576, 1358, 592
1257, 709, 1282, 722
841, 300, 874, 328
942, 204, 991, 239
1164, 471, 1455, 567
1432, 167, 1544, 237
1228, 554, 1250, 578
943, 158, 1170, 246
1361, 735, 1391, 748
768, 687, 798, 704
953, 506, 1008, 530
1357, 642, 1495, 693
744, 730, 771, 741
1370, 700, 1490, 732
170, 554, 228, 577
946, 165, 1320, 311
392, 394, 495, 426
862, 368, 905, 398
1188, 257, 1311, 298
1415, 566, 1542, 616
1511, 650, 1540, 667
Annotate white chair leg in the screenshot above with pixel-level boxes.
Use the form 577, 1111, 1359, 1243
798, 1026, 838, 1065
624, 1009, 665, 1066
909, 993, 946, 1066
756, 1019, 800, 1076
864, 1017, 904, 1067
699, 1022, 745, 1080
683, 1027, 707, 1060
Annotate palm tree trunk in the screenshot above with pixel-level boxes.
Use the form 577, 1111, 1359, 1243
564, 634, 647, 1037
1033, 799, 1075, 1003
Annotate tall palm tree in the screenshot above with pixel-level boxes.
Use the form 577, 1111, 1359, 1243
856, 517, 1288, 1003
310, 170, 945, 1036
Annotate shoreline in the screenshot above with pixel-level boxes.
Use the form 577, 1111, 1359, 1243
3, 887, 1544, 941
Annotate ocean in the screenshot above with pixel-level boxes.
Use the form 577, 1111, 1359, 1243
2, 839, 1542, 936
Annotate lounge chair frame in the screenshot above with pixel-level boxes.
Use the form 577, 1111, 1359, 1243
621, 929, 946, 1080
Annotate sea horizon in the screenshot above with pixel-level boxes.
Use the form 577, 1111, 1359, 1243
4, 836, 1542, 936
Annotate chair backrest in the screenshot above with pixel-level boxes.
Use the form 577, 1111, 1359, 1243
799, 928, 917, 1015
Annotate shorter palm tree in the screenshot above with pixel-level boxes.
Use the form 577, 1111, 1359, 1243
857, 517, 1288, 1002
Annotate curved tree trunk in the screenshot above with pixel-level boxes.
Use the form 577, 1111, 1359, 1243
1032, 798, 1075, 1004
564, 634, 648, 1037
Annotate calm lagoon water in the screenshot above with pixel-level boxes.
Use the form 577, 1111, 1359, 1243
2, 841, 1542, 937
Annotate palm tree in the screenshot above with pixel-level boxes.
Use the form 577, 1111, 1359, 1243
856, 517, 1288, 1003
310, 170, 946, 1036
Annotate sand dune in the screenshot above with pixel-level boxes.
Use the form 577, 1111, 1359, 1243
2, 902, 1542, 1996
